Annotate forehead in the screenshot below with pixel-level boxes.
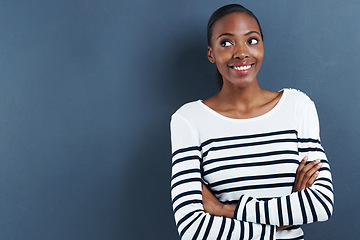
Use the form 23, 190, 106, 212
212, 12, 260, 36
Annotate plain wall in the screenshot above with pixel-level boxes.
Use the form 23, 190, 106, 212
0, 0, 358, 239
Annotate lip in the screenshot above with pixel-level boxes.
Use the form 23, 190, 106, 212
229, 62, 255, 75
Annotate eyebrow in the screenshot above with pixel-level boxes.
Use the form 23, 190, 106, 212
216, 31, 261, 39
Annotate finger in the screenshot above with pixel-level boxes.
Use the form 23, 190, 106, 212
296, 156, 308, 174
302, 159, 321, 172
300, 162, 322, 189
294, 156, 308, 191
295, 158, 320, 191
306, 171, 319, 188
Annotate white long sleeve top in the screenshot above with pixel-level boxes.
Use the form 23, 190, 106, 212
170, 89, 333, 240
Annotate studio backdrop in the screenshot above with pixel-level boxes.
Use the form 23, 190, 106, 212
0, 0, 358, 239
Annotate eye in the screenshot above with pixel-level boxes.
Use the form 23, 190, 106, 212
220, 40, 232, 47
247, 38, 259, 45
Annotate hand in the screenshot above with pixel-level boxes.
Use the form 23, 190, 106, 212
202, 184, 223, 216
202, 184, 237, 218
293, 156, 322, 193
278, 156, 322, 232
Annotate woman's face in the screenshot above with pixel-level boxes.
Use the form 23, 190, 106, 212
208, 12, 264, 89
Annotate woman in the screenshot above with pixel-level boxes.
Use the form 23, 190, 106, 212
170, 4, 333, 240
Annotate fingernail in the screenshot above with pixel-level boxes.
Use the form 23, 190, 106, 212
318, 163, 323, 168
316, 171, 320, 175
315, 159, 320, 163
304, 156, 308, 161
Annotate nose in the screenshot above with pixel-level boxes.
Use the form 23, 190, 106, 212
233, 43, 249, 59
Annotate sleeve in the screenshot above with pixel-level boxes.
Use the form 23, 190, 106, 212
233, 101, 334, 227
170, 113, 276, 240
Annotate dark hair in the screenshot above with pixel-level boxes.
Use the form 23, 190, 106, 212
207, 4, 263, 89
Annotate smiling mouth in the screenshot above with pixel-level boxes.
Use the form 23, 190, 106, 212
229, 63, 255, 73
231, 65, 253, 71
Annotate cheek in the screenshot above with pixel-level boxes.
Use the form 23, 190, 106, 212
213, 49, 232, 64
250, 48, 264, 59
255, 46, 264, 61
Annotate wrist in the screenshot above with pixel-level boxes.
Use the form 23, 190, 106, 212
219, 204, 237, 218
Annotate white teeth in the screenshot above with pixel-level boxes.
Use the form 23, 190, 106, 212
233, 65, 252, 71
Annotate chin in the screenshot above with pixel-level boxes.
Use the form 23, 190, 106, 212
231, 78, 255, 88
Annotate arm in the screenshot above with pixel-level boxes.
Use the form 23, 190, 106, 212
170, 113, 275, 239
233, 101, 333, 226
201, 101, 333, 227
202, 156, 322, 223
277, 156, 321, 231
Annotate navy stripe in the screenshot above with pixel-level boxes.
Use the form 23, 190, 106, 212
203, 215, 214, 239
212, 182, 293, 195
209, 173, 296, 188
226, 219, 235, 240
270, 225, 275, 240
201, 129, 298, 148
314, 183, 333, 192
298, 147, 325, 153
319, 167, 331, 172
255, 202, 260, 223
203, 150, 299, 167
172, 146, 201, 157
239, 220, 245, 240
192, 215, 206, 240
171, 177, 201, 190
309, 188, 332, 219
249, 222, 253, 239
242, 197, 253, 221
203, 138, 298, 157
172, 190, 202, 204
234, 195, 244, 219
203, 159, 299, 176
180, 212, 202, 238
172, 168, 200, 181
298, 191, 307, 224
172, 155, 201, 166
258, 197, 272, 201
177, 210, 203, 229
221, 200, 238, 205
173, 199, 202, 214
264, 201, 270, 224
260, 224, 266, 240
315, 188, 334, 206
277, 197, 283, 226
286, 225, 301, 230
316, 177, 333, 185
286, 195, 293, 225
216, 217, 226, 240
304, 189, 317, 222
320, 159, 329, 164
297, 138, 320, 144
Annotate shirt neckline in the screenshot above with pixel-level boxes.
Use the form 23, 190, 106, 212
198, 89, 288, 122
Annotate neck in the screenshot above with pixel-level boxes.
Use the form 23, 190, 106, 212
217, 80, 264, 110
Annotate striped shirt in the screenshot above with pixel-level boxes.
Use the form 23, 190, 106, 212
170, 89, 333, 240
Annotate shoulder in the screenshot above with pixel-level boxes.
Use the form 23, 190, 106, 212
171, 100, 202, 119
284, 88, 312, 101
170, 100, 204, 137
283, 88, 314, 107
170, 100, 205, 127
280, 88, 318, 120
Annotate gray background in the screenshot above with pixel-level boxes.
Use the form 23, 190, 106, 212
0, 0, 357, 239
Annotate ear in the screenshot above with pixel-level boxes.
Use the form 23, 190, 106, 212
207, 46, 215, 63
